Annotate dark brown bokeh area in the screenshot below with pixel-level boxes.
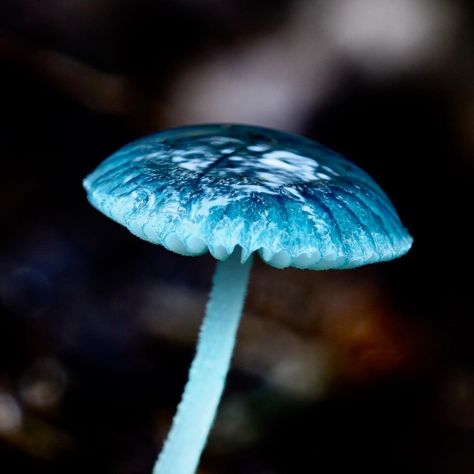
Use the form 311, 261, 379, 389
1, 1, 473, 473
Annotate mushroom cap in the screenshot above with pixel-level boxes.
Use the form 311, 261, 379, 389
83, 124, 412, 269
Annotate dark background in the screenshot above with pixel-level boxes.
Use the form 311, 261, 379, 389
0, 1, 473, 473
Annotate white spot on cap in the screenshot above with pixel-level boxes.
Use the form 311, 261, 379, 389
248, 144, 270, 152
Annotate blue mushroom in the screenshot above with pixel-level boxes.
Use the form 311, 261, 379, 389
83, 124, 412, 474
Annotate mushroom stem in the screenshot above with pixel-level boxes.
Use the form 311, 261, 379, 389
153, 250, 253, 474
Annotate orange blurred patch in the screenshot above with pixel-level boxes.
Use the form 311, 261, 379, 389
320, 284, 435, 386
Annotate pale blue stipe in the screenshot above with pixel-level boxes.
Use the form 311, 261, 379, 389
153, 251, 253, 474
83, 124, 413, 270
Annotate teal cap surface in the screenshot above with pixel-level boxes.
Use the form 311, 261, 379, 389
83, 124, 412, 269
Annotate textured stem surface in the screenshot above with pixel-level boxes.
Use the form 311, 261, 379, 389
153, 251, 253, 474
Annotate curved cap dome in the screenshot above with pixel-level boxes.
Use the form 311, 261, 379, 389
83, 124, 412, 269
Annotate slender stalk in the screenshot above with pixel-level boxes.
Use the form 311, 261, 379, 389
153, 251, 253, 474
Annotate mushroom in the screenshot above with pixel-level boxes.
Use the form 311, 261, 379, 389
83, 124, 412, 474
